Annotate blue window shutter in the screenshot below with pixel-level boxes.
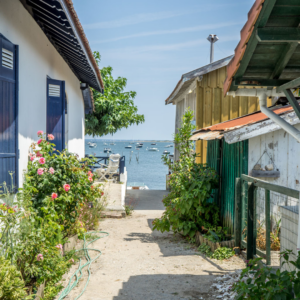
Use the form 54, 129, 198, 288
47, 78, 65, 152
0, 34, 18, 191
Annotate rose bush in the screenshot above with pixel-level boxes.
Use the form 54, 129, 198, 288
20, 132, 104, 235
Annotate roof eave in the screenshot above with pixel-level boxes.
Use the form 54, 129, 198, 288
60, 0, 104, 92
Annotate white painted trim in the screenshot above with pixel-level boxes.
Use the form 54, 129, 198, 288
224, 111, 300, 144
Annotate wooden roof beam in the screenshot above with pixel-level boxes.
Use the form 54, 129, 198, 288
234, 78, 289, 87
257, 28, 300, 42
271, 42, 299, 79
277, 77, 300, 92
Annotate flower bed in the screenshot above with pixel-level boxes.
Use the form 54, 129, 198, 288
196, 231, 235, 251
0, 131, 106, 300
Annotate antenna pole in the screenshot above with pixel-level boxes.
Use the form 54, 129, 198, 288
207, 34, 219, 63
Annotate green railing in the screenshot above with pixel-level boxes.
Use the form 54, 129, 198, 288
235, 174, 299, 265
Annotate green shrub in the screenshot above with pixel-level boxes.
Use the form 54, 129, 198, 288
198, 244, 234, 260
152, 110, 219, 238
0, 256, 28, 300
233, 250, 300, 299
211, 247, 234, 260
20, 131, 104, 236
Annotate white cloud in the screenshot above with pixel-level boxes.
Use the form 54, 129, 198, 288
84, 10, 193, 29
91, 21, 243, 44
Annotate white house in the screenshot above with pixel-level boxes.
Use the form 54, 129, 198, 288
0, 0, 104, 188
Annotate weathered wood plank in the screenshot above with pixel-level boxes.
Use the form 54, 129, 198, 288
271, 42, 299, 79
283, 89, 300, 120
241, 174, 300, 198
257, 28, 300, 43
277, 76, 300, 92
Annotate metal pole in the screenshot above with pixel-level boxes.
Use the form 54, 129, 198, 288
207, 34, 219, 63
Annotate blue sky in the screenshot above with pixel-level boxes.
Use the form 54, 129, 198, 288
73, 0, 254, 140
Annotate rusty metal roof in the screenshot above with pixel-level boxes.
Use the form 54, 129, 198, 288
224, 0, 300, 95
190, 105, 294, 141
166, 55, 233, 105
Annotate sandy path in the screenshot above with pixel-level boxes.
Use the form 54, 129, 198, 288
63, 191, 245, 300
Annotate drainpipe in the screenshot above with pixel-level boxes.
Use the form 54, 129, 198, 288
227, 88, 300, 143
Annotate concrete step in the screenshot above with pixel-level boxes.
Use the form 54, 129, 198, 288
101, 211, 126, 219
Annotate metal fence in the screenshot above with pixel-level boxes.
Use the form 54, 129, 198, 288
235, 174, 300, 265
85, 155, 126, 174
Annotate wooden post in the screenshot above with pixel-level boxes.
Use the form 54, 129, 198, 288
253, 187, 257, 256
247, 183, 254, 261
235, 178, 241, 248
265, 189, 271, 265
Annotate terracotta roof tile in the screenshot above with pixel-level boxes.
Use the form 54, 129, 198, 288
223, 0, 265, 95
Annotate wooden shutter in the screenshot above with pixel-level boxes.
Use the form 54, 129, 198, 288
47, 78, 65, 152
0, 34, 18, 190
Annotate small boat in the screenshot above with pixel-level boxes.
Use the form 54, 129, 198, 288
103, 142, 108, 145
89, 143, 97, 148
139, 143, 143, 145
163, 150, 170, 155
110, 143, 116, 145
104, 148, 111, 153
125, 145, 132, 149
136, 144, 143, 148
151, 143, 156, 145
165, 145, 172, 148
87, 142, 91, 145
169, 144, 173, 147
148, 148, 159, 151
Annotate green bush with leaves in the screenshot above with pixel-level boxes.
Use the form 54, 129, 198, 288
233, 250, 300, 299
20, 131, 104, 236
152, 110, 219, 238
85, 52, 145, 136
0, 256, 28, 300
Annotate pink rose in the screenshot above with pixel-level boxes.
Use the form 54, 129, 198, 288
30, 155, 36, 161
37, 139, 43, 145
49, 167, 55, 174
63, 184, 70, 192
55, 244, 63, 250
37, 130, 43, 136
88, 176, 93, 182
39, 157, 45, 164
47, 134, 55, 140
37, 168, 44, 175
37, 254, 44, 261
36, 151, 42, 157
51, 193, 58, 199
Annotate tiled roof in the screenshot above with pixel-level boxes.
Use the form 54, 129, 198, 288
223, 0, 265, 95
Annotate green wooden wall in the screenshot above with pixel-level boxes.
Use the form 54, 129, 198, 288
206, 139, 248, 233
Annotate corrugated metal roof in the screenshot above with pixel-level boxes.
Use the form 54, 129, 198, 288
21, 0, 104, 94
191, 105, 294, 141
165, 55, 233, 105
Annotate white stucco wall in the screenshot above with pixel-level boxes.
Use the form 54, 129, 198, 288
248, 124, 300, 229
0, 0, 86, 186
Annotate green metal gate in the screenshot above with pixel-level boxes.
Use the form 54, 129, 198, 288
206, 139, 248, 233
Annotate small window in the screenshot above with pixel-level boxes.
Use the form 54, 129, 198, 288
2, 48, 13, 70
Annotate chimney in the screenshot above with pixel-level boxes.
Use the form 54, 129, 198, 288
207, 34, 219, 63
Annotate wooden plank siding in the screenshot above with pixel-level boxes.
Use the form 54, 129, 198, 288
195, 65, 270, 164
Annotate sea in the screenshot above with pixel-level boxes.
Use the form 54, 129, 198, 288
85, 140, 173, 190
